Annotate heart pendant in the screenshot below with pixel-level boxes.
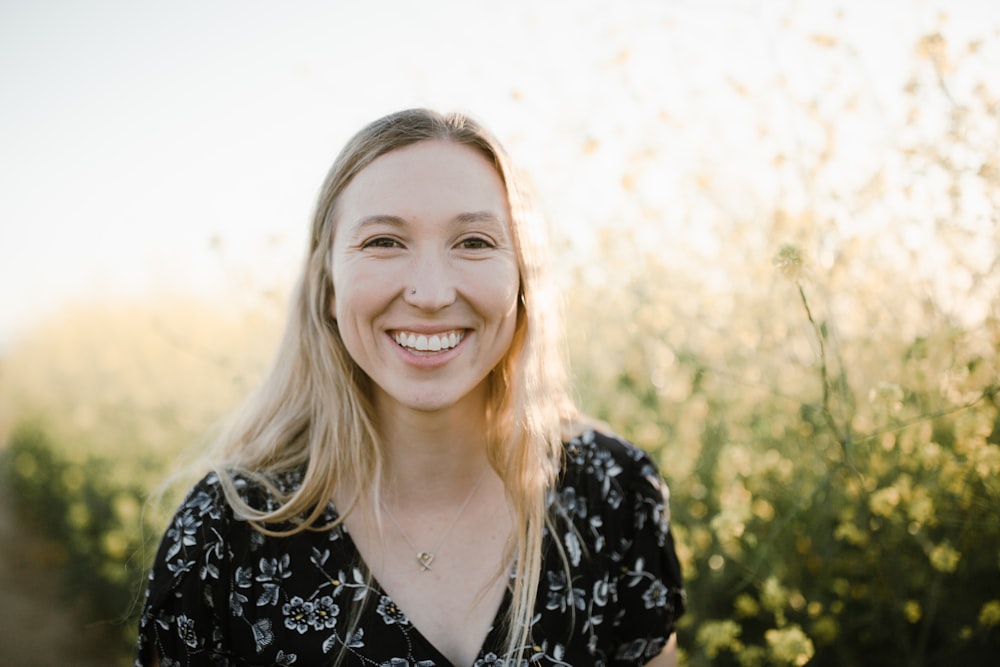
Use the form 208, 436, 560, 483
416, 552, 434, 571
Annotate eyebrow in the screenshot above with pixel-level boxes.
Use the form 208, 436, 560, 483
350, 210, 507, 231
453, 210, 506, 226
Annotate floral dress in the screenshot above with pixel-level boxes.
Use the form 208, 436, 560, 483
135, 430, 685, 666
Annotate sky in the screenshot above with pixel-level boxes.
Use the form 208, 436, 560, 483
1, 0, 997, 349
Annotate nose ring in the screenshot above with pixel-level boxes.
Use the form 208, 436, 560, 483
409, 288, 416, 295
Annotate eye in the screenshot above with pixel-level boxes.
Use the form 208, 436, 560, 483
362, 236, 402, 249
458, 236, 495, 250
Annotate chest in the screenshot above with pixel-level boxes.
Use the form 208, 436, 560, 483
220, 520, 623, 667
355, 507, 513, 667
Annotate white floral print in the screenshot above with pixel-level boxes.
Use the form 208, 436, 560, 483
135, 432, 684, 666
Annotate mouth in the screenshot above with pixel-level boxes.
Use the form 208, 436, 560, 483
391, 329, 466, 353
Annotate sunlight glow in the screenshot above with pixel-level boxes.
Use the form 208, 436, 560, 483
1, 0, 997, 347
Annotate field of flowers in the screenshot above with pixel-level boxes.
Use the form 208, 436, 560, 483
2, 239, 996, 666
2, 18, 999, 667
564, 242, 999, 665
0, 300, 284, 656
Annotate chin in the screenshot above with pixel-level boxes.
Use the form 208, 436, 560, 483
376, 378, 491, 417
404, 389, 482, 415
406, 396, 462, 413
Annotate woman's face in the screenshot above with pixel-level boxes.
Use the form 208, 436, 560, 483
330, 140, 520, 419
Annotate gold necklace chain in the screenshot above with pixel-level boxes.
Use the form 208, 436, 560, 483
383, 470, 487, 571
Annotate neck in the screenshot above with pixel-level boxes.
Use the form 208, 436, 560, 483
374, 388, 493, 503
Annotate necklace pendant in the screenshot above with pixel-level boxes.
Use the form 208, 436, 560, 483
416, 552, 434, 571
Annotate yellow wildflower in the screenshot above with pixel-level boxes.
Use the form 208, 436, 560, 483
696, 620, 743, 659
979, 600, 1000, 628
765, 625, 816, 666
904, 600, 922, 623
734, 593, 760, 618
869, 486, 901, 518
761, 577, 789, 616
811, 616, 839, 644
929, 541, 962, 573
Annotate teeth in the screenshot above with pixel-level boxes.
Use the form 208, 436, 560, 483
393, 330, 464, 352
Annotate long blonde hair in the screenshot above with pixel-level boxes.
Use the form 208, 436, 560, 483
213, 108, 574, 659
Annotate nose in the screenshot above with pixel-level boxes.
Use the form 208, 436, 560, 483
403, 250, 457, 311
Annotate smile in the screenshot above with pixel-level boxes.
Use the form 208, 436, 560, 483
391, 329, 465, 352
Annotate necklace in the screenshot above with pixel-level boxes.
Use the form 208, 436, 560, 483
384, 470, 487, 572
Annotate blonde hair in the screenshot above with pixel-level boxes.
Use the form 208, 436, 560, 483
213, 108, 574, 659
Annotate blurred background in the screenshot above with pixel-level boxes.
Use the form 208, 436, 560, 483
1, 0, 998, 665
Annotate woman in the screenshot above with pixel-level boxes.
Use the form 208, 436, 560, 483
136, 109, 685, 666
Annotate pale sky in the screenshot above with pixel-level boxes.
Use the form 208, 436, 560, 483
2, 0, 996, 349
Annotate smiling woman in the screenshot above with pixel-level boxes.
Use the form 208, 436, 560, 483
331, 141, 520, 416
134, 109, 685, 667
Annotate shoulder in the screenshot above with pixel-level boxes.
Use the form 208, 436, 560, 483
564, 429, 663, 473
556, 429, 676, 552
167, 472, 233, 544
146, 468, 308, 590
561, 429, 668, 502
555, 430, 672, 545
149, 473, 233, 584
160, 467, 298, 537
548, 430, 686, 652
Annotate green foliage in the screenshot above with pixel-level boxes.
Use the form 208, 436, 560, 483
557, 17, 1000, 665
3, 421, 153, 656
565, 247, 999, 666
0, 299, 281, 665
2, 11, 999, 667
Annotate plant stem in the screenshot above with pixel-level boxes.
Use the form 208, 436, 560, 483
796, 282, 851, 462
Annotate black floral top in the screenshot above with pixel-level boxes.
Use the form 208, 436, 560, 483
135, 430, 685, 666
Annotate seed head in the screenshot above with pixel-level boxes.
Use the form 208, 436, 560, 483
774, 244, 806, 281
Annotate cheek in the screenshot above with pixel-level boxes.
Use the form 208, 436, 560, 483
494, 266, 522, 330
330, 286, 363, 327
330, 264, 399, 335
329, 256, 370, 322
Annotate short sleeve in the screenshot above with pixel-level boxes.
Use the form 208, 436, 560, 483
608, 447, 686, 666
134, 473, 234, 667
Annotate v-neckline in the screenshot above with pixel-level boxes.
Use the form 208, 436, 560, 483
334, 506, 513, 667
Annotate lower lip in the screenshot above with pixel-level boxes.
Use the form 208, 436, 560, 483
389, 333, 467, 367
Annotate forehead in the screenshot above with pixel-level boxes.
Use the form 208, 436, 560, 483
336, 140, 510, 225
